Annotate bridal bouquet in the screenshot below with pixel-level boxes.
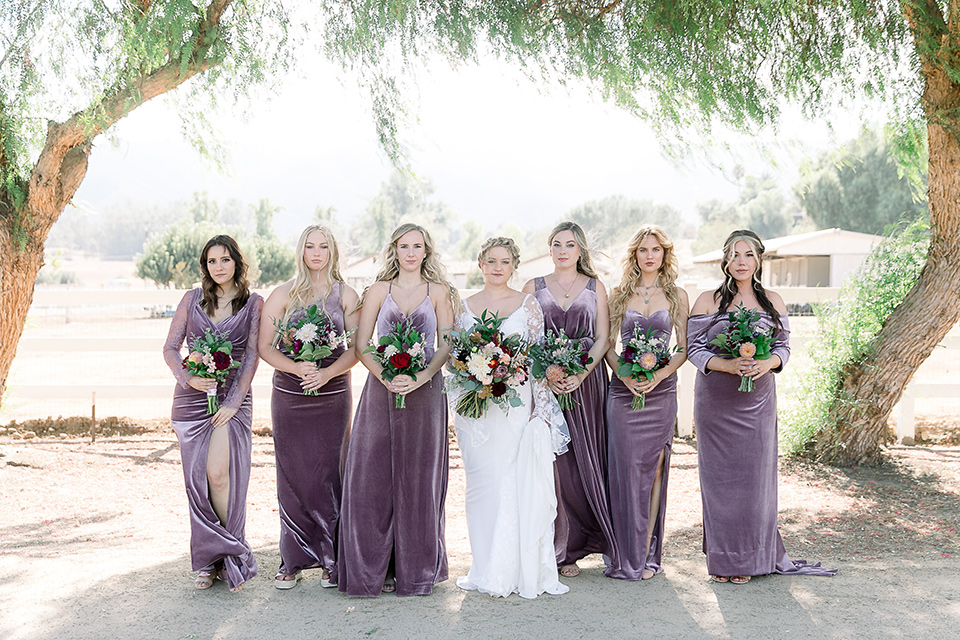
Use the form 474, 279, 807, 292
616, 324, 681, 410
529, 329, 593, 410
447, 309, 529, 419
274, 303, 354, 395
708, 303, 776, 392
182, 328, 241, 413
363, 319, 427, 408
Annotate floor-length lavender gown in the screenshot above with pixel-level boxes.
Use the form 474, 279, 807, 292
687, 311, 836, 578
532, 277, 618, 569
163, 288, 263, 591
605, 309, 676, 579
271, 283, 352, 581
338, 284, 448, 596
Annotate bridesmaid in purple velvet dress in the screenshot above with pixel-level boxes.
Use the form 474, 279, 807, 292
163, 235, 263, 592
522, 221, 618, 579
604, 225, 688, 581
259, 225, 359, 590
338, 223, 458, 597
687, 230, 836, 584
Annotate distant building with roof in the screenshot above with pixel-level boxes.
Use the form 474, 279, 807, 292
692, 228, 885, 287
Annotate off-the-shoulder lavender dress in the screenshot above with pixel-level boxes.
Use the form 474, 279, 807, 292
686, 311, 836, 578
271, 283, 352, 582
605, 309, 677, 580
338, 284, 448, 597
163, 288, 263, 591
532, 277, 618, 569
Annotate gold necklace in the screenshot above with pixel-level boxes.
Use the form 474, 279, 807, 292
555, 274, 579, 299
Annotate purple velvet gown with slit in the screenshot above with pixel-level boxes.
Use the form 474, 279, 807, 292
338, 284, 449, 596
271, 283, 352, 581
163, 288, 263, 591
605, 309, 676, 580
532, 277, 618, 569
687, 311, 836, 578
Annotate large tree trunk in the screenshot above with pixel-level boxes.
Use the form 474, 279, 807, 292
0, 136, 91, 399
0, 1, 232, 398
813, 65, 960, 465
0, 233, 46, 400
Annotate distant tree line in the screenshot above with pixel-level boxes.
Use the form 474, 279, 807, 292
46, 128, 924, 288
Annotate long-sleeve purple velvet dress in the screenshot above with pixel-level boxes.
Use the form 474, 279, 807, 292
605, 309, 677, 579
338, 284, 448, 596
271, 283, 352, 581
532, 277, 618, 569
164, 288, 263, 591
687, 311, 836, 578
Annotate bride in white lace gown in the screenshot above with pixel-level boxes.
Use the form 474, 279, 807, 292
451, 238, 570, 599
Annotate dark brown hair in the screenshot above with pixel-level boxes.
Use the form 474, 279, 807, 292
713, 229, 781, 330
199, 235, 251, 316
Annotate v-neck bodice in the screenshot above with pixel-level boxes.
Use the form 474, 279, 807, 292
378, 286, 437, 359
534, 276, 598, 349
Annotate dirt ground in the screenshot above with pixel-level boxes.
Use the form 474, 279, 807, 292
1, 428, 959, 640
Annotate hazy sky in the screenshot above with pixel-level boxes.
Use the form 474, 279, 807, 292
70, 55, 863, 239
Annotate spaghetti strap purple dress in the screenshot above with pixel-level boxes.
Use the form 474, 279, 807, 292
605, 309, 676, 579
338, 284, 449, 596
271, 283, 352, 581
532, 277, 618, 569
687, 311, 836, 578
163, 288, 263, 591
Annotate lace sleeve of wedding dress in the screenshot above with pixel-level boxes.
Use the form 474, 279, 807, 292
524, 295, 570, 455
162, 290, 197, 389
223, 294, 264, 411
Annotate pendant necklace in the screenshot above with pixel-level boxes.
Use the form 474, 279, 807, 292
638, 282, 657, 305
556, 274, 579, 299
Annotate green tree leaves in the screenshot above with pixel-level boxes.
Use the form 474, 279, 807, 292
797, 129, 928, 234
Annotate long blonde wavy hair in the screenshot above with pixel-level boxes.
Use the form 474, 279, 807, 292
283, 225, 345, 324
357, 223, 461, 313
608, 225, 683, 339
547, 221, 599, 279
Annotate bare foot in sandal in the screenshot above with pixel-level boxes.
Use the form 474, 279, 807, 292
195, 569, 215, 590
559, 563, 580, 578
730, 576, 751, 584
382, 577, 396, 593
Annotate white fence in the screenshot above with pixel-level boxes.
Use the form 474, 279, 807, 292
8, 287, 958, 442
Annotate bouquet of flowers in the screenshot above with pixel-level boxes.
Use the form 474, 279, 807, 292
708, 303, 776, 392
446, 309, 530, 419
274, 303, 355, 395
363, 319, 427, 408
616, 324, 681, 410
182, 328, 241, 413
529, 329, 593, 410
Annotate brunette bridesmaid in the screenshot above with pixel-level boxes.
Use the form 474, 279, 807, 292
522, 221, 618, 578
259, 225, 359, 590
687, 229, 836, 583
604, 225, 688, 580
337, 223, 458, 596
163, 235, 263, 592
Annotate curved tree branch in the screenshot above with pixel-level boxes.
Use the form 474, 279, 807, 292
26, 0, 235, 233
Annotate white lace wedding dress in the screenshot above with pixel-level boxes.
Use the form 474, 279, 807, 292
452, 295, 571, 599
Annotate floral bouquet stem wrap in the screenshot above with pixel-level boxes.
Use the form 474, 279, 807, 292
363, 319, 427, 408
181, 328, 241, 414
529, 329, 593, 411
616, 324, 681, 410
274, 303, 354, 396
446, 309, 529, 419
708, 303, 775, 392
